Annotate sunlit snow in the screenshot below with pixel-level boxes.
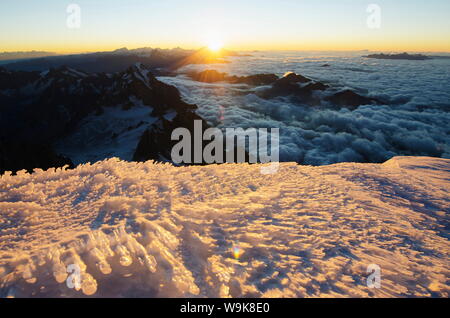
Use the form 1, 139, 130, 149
0, 157, 449, 297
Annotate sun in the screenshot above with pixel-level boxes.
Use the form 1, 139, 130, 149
202, 30, 225, 52
207, 40, 224, 52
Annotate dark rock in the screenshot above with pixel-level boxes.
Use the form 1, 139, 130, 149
255, 71, 381, 110
257, 72, 314, 100
276, 72, 311, 85
133, 113, 250, 165
0, 63, 197, 142
123, 64, 197, 116
326, 90, 381, 109
363, 52, 431, 61
0, 139, 74, 174
303, 82, 329, 91
0, 67, 40, 89
133, 119, 195, 164
229, 74, 279, 86
121, 102, 133, 110
133, 111, 205, 163
0, 63, 213, 172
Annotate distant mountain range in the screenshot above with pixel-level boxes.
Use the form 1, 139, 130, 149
0, 47, 240, 73
363, 52, 450, 61
0, 50, 58, 61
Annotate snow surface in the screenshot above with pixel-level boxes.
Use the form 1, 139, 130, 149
0, 156, 449, 297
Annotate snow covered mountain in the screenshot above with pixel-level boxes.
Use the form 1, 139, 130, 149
0, 63, 207, 173
0, 156, 448, 297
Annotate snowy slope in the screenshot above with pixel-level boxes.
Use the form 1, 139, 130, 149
55, 100, 157, 164
0, 157, 449, 297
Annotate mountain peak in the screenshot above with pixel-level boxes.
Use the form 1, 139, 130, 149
46, 66, 88, 79
124, 63, 154, 88
112, 47, 129, 54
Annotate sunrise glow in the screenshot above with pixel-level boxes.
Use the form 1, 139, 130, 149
1, 0, 450, 53
207, 40, 224, 52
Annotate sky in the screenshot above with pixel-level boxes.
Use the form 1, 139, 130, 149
1, 0, 450, 53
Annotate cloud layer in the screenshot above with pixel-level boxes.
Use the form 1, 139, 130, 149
159, 52, 450, 165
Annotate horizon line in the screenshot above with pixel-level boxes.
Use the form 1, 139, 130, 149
2, 47, 450, 55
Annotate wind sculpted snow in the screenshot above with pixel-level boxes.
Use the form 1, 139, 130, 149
0, 157, 449, 297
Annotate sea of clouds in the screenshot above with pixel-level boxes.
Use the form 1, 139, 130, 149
159, 51, 450, 165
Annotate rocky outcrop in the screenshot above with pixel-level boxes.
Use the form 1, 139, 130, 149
0, 63, 214, 173
363, 53, 431, 61
0, 67, 40, 89
254, 72, 381, 109
0, 139, 74, 174
116, 64, 197, 117
275, 72, 311, 84
325, 90, 381, 109
230, 74, 279, 86
133, 111, 206, 163
303, 82, 329, 91
256, 72, 320, 103
133, 113, 250, 165
188, 69, 382, 110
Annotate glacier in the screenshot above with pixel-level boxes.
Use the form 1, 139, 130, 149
0, 156, 449, 297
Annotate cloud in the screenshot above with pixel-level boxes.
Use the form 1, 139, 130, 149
158, 55, 450, 165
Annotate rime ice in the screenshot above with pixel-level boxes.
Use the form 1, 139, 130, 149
0, 157, 449, 297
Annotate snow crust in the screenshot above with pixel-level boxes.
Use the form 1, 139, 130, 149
0, 157, 448, 297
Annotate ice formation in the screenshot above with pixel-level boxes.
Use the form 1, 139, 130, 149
0, 157, 449, 297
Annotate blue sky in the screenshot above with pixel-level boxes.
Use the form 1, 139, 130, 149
1, 0, 449, 52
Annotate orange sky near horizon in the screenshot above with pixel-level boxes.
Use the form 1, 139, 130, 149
5, 38, 450, 55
